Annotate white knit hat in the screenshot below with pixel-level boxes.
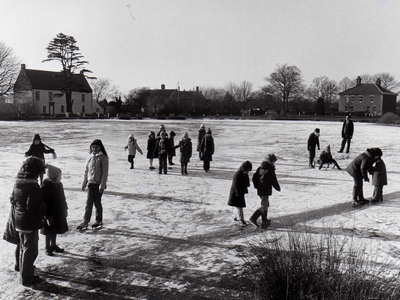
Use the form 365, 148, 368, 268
46, 164, 61, 179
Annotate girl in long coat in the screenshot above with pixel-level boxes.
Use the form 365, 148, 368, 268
197, 124, 206, 158
228, 161, 252, 226
178, 132, 192, 175
146, 131, 156, 170
200, 128, 214, 172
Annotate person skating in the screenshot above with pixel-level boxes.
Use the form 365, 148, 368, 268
199, 128, 214, 172
41, 165, 68, 256
228, 161, 252, 227
78, 139, 109, 230
177, 132, 192, 175
307, 128, 320, 168
124, 134, 143, 169
250, 154, 281, 229
346, 148, 382, 206
338, 114, 354, 153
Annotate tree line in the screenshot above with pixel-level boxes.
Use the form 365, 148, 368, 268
1, 34, 400, 117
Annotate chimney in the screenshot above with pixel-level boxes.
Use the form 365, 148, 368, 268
21, 64, 26, 70
161, 84, 165, 90
356, 76, 361, 86
376, 78, 381, 86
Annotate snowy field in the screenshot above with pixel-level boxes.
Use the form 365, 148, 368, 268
0, 118, 399, 299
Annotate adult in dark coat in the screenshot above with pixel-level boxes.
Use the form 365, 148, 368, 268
346, 148, 382, 205
307, 128, 320, 168
147, 131, 157, 170
228, 161, 252, 226
250, 154, 281, 229
153, 131, 170, 174
168, 131, 178, 165
338, 114, 354, 153
25, 134, 55, 184
13, 156, 47, 286
197, 124, 206, 158
199, 128, 214, 172
177, 132, 192, 175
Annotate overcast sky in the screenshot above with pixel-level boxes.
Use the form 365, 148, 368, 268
2, 0, 399, 94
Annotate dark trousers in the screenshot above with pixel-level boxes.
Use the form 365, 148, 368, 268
181, 162, 188, 174
309, 149, 316, 166
352, 176, 365, 201
372, 185, 383, 202
340, 138, 351, 153
19, 230, 38, 280
159, 157, 168, 174
84, 184, 103, 223
203, 159, 210, 171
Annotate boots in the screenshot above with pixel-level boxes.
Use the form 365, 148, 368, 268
249, 209, 263, 228
261, 212, 271, 229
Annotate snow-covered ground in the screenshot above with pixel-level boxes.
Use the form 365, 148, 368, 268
0, 119, 399, 299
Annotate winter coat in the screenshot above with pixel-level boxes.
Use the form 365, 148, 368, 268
153, 137, 170, 159
307, 132, 320, 151
40, 179, 69, 235
200, 135, 214, 161
346, 150, 375, 181
227, 169, 250, 208
147, 137, 157, 159
197, 128, 206, 152
25, 143, 54, 163
3, 194, 19, 245
82, 152, 109, 191
370, 159, 387, 187
13, 179, 46, 231
125, 139, 143, 156
319, 148, 334, 164
168, 136, 177, 157
341, 120, 354, 139
253, 161, 280, 196
178, 138, 192, 163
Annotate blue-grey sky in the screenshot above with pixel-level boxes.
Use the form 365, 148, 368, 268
2, 0, 399, 94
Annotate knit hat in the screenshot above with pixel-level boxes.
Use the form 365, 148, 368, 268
206, 128, 212, 134
314, 128, 320, 133
149, 131, 155, 137
128, 134, 134, 140
33, 134, 41, 141
170, 131, 176, 137
266, 153, 277, 163
183, 132, 189, 139
46, 164, 61, 179
200, 124, 205, 129
240, 161, 252, 172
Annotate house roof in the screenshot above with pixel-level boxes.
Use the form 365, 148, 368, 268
149, 89, 177, 99
339, 83, 397, 96
24, 69, 92, 93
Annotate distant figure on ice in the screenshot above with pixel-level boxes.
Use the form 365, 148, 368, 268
177, 132, 192, 175
228, 161, 252, 227
250, 154, 281, 229
147, 131, 156, 170
124, 134, 143, 169
346, 147, 382, 206
41, 165, 68, 256
168, 131, 178, 166
154, 131, 170, 174
25, 134, 56, 184
197, 124, 206, 159
77, 139, 109, 230
307, 128, 320, 168
199, 128, 214, 172
157, 124, 167, 137
318, 145, 342, 170
368, 156, 387, 203
338, 114, 354, 153
13, 157, 46, 286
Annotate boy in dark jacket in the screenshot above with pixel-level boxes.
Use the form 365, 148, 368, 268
307, 128, 320, 168
13, 156, 47, 286
346, 148, 382, 206
368, 157, 387, 203
154, 131, 170, 174
250, 154, 281, 229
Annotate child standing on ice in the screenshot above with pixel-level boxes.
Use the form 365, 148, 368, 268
147, 131, 156, 170
153, 131, 170, 174
368, 156, 387, 203
177, 132, 192, 175
227, 161, 252, 227
77, 139, 109, 230
124, 134, 143, 169
250, 154, 281, 229
199, 128, 214, 172
41, 165, 68, 256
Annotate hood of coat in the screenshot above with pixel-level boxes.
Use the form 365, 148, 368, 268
260, 160, 275, 171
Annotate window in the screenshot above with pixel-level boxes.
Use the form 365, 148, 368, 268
370, 95, 374, 103
81, 94, 85, 102
350, 106, 354, 112
345, 105, 348, 112
358, 96, 362, 103
61, 105, 64, 113
350, 96, 354, 103
345, 96, 349, 103
82, 106, 85, 113
42, 106, 46, 114
372, 105, 376, 112
35, 91, 40, 101
48, 92, 53, 102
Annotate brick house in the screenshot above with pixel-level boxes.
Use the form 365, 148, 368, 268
338, 76, 397, 116
13, 64, 101, 116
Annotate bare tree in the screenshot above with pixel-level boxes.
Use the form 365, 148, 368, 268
306, 76, 338, 102
0, 42, 20, 96
338, 77, 354, 92
202, 86, 225, 114
89, 78, 118, 103
236, 81, 254, 114
264, 63, 304, 115
372, 72, 400, 92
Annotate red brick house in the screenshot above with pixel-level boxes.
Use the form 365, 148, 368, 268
338, 76, 397, 116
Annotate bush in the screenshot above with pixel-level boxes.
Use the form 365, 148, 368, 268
378, 112, 400, 124
247, 228, 400, 300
